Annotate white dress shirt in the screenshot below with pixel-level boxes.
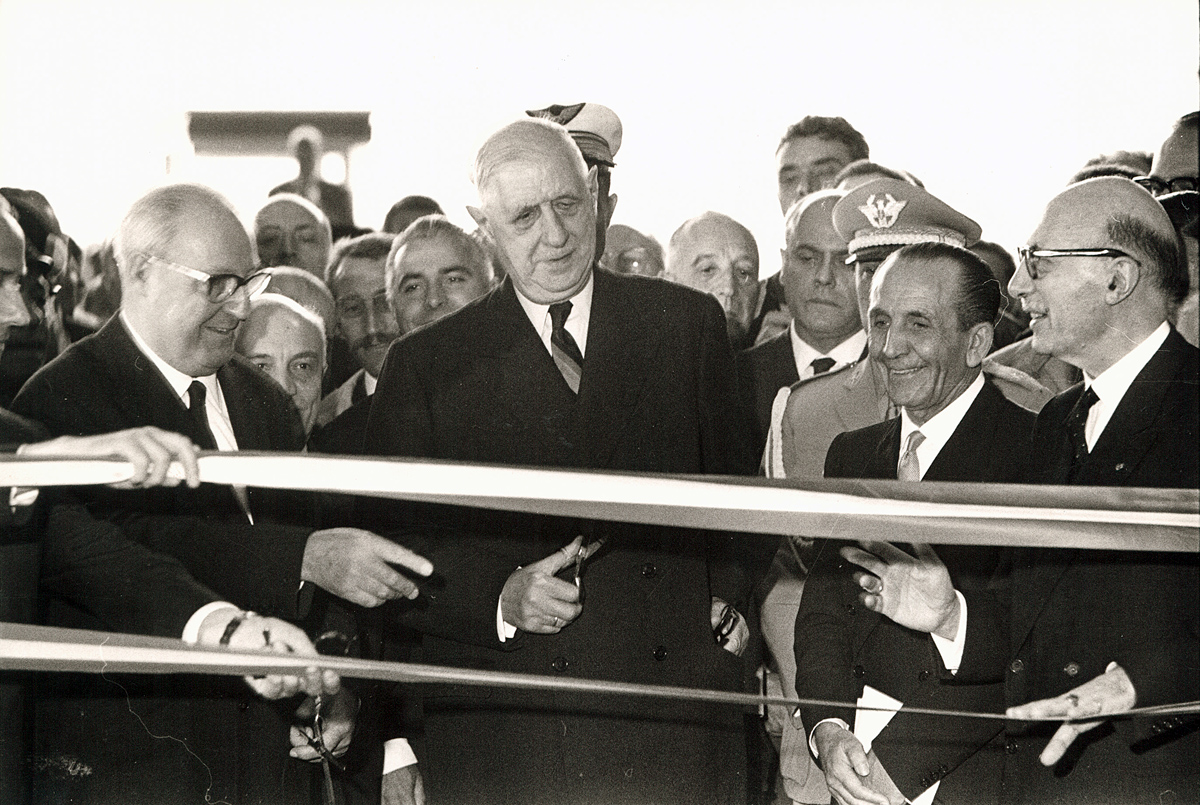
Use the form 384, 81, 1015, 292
514, 272, 594, 359
789, 325, 866, 381
932, 323, 1171, 669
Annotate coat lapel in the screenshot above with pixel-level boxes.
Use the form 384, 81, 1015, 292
571, 269, 659, 469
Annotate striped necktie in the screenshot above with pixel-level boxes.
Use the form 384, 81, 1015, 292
549, 301, 584, 394
897, 429, 926, 482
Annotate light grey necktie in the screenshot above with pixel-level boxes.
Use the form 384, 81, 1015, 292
897, 429, 926, 482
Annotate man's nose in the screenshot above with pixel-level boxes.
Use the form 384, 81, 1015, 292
273, 366, 297, 396
1008, 260, 1033, 299
814, 252, 835, 285
541, 209, 570, 248
222, 283, 253, 318
280, 232, 298, 259
426, 281, 446, 310
881, 327, 907, 358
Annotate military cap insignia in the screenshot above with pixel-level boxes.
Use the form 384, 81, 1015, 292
859, 194, 907, 229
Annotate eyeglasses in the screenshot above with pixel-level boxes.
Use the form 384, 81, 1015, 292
1016, 246, 1138, 280
143, 254, 271, 303
1133, 176, 1199, 197
335, 290, 391, 319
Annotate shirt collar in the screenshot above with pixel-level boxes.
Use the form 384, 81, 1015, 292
789, 324, 867, 377
899, 371, 985, 472
119, 310, 219, 401
1085, 321, 1170, 407
514, 270, 595, 355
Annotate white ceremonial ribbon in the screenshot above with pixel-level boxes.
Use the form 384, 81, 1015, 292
1, 452, 1195, 552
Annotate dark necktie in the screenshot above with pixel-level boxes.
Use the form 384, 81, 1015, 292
810, 357, 836, 376
549, 301, 584, 394
1066, 386, 1100, 480
187, 380, 219, 450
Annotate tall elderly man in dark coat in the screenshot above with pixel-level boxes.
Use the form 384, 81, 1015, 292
840, 177, 1199, 804
363, 118, 761, 804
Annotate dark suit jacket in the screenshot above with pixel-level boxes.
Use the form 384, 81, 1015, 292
362, 269, 761, 804
11, 316, 327, 805
956, 327, 1200, 804
1, 408, 49, 805
797, 379, 1034, 802
736, 329, 799, 456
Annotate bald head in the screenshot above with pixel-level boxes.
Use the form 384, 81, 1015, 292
264, 265, 336, 327
254, 194, 332, 276
666, 212, 760, 344
1046, 177, 1185, 303
1012, 177, 1183, 375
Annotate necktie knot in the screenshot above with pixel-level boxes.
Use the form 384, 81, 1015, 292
810, 356, 836, 376
186, 380, 218, 450
549, 301, 573, 331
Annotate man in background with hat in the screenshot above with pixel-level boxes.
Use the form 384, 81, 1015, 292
763, 178, 982, 480
527, 102, 623, 261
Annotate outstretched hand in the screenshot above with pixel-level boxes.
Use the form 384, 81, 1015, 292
302, 528, 434, 608
1006, 662, 1137, 766
500, 537, 584, 634
839, 541, 959, 639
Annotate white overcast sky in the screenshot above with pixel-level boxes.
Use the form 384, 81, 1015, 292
1, 0, 1197, 275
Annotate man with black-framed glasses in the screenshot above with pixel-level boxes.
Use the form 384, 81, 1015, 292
836, 176, 1198, 803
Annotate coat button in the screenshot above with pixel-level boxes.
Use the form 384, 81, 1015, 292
1009, 659, 1025, 674
853, 665, 865, 678
918, 670, 931, 682
653, 645, 667, 661
641, 563, 658, 578
551, 656, 570, 673
1005, 740, 1019, 754
1063, 662, 1081, 677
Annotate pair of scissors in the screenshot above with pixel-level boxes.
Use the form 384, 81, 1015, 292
573, 537, 606, 604
307, 695, 346, 805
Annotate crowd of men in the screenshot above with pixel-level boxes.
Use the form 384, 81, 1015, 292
0, 105, 1196, 805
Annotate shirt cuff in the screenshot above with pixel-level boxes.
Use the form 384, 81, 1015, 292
930, 590, 968, 674
383, 739, 418, 773
808, 717, 853, 759
496, 597, 517, 643
181, 601, 240, 644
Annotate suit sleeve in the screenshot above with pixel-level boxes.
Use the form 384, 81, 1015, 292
794, 539, 860, 731
41, 496, 220, 637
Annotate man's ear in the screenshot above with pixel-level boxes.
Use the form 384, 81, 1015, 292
466, 205, 488, 232
586, 165, 599, 202
965, 321, 994, 368
121, 252, 152, 293
1104, 256, 1139, 304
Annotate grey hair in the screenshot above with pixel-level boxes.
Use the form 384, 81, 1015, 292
113, 183, 240, 274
